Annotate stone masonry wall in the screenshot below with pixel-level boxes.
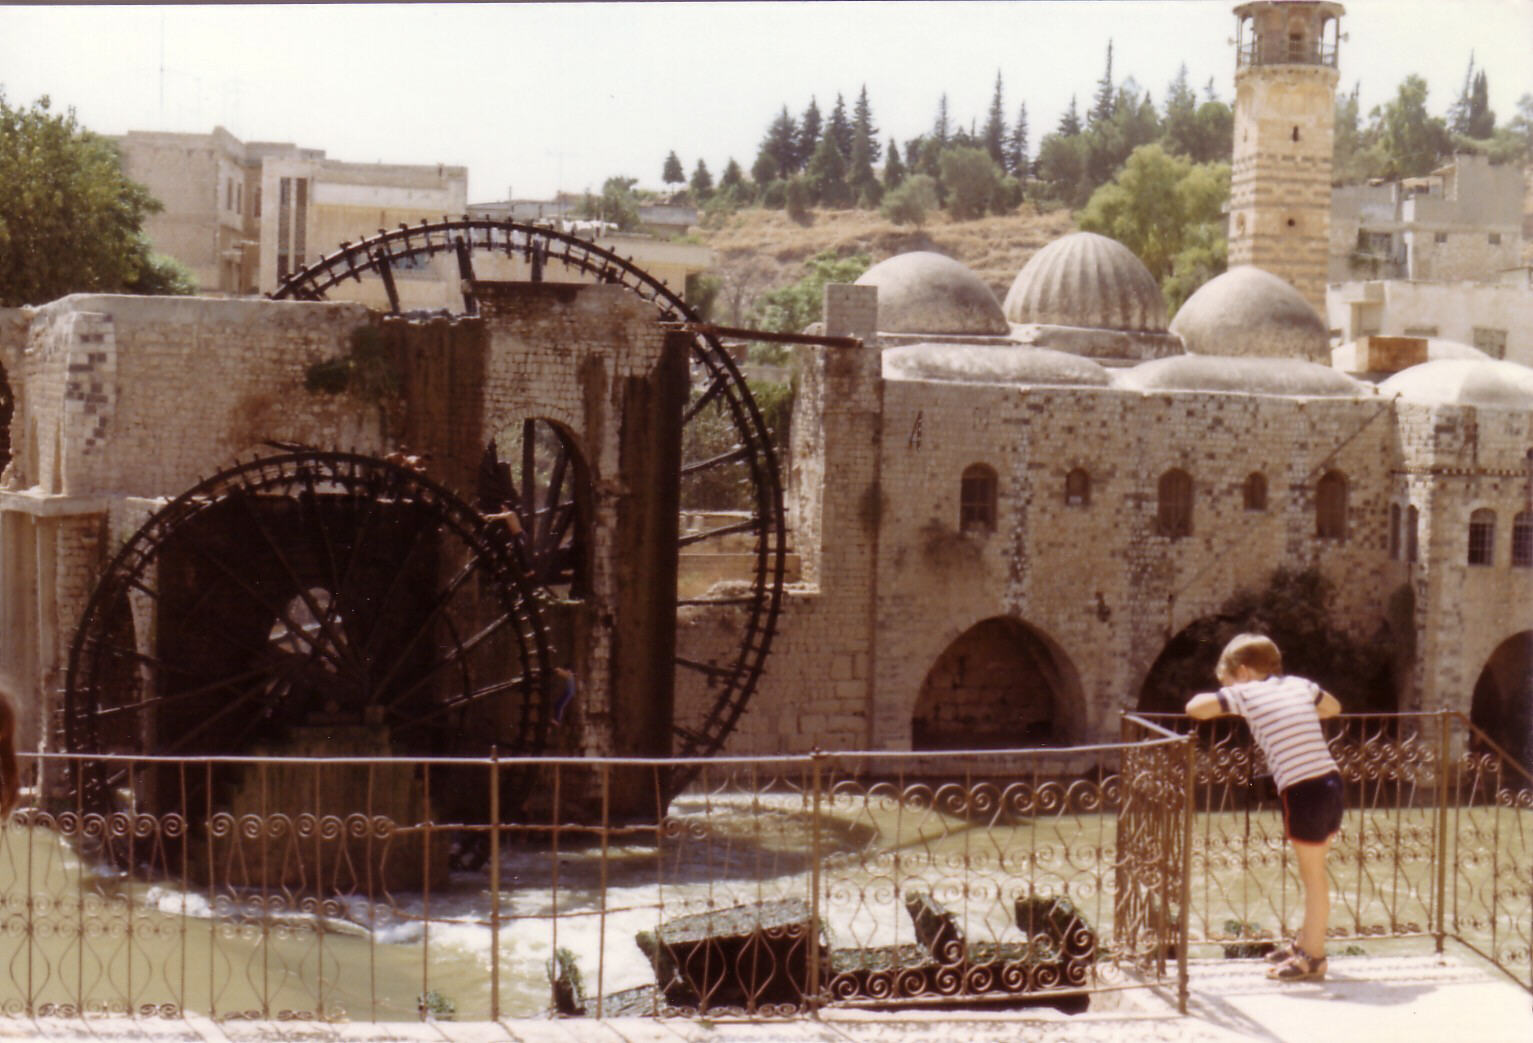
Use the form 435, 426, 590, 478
10, 294, 379, 501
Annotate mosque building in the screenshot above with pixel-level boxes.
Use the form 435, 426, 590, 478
675, 0, 1533, 767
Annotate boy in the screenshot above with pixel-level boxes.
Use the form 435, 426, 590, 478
1185, 634, 1342, 982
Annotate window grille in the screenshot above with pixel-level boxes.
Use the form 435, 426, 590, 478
960, 464, 997, 533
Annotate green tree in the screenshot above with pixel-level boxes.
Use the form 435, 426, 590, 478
847, 132, 881, 207
1161, 64, 1199, 158
939, 146, 1002, 220
784, 174, 814, 224
759, 106, 798, 182
1007, 102, 1030, 178
661, 150, 684, 187
1375, 74, 1452, 178
882, 140, 906, 190
1078, 143, 1230, 309
1089, 41, 1116, 126
1057, 94, 1082, 137
983, 71, 1008, 169
1507, 93, 1533, 156
0, 92, 195, 306
576, 176, 640, 231
796, 97, 822, 172
750, 150, 779, 189
931, 94, 951, 148
852, 86, 880, 165
827, 93, 854, 161
689, 159, 713, 200
806, 134, 851, 207
719, 157, 747, 194
881, 174, 938, 227
1034, 131, 1089, 206
749, 249, 871, 334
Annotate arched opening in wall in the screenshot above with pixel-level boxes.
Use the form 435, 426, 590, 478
1137, 568, 1402, 717
1157, 468, 1193, 539
483, 418, 593, 598
1470, 631, 1533, 771
1243, 472, 1268, 511
1316, 471, 1347, 540
911, 617, 1083, 750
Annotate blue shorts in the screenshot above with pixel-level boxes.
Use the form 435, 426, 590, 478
1280, 771, 1344, 844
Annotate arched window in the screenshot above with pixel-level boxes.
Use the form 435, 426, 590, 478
1065, 468, 1090, 507
1406, 505, 1419, 563
960, 464, 997, 533
1157, 469, 1193, 539
1513, 511, 1533, 568
1243, 472, 1268, 511
1388, 503, 1401, 560
1316, 471, 1347, 539
1468, 508, 1496, 566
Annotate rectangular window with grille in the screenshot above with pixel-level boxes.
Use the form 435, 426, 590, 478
1513, 514, 1533, 567
1468, 510, 1495, 566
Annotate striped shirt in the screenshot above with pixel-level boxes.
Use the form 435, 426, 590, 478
1216, 675, 1338, 792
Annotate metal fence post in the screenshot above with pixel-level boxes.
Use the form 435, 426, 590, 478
489, 748, 501, 1020
807, 749, 824, 1014
1434, 710, 1451, 955
1178, 734, 1195, 1015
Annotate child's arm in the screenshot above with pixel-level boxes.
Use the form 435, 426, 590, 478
1185, 692, 1228, 720
1316, 690, 1341, 719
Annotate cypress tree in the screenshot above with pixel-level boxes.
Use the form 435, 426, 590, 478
883, 140, 906, 190
828, 93, 854, 160
1007, 102, 1030, 178
796, 97, 822, 173
983, 71, 1008, 168
853, 85, 881, 164
662, 150, 685, 186
1090, 40, 1116, 125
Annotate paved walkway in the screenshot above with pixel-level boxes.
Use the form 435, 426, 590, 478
4, 953, 1528, 1043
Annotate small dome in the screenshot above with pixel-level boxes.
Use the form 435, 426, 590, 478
855, 252, 1009, 335
1170, 266, 1328, 362
884, 343, 1111, 387
1380, 359, 1533, 409
1003, 232, 1167, 332
1117, 355, 1365, 397
1331, 337, 1488, 371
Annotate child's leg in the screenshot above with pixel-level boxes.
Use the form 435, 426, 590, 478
1292, 838, 1330, 958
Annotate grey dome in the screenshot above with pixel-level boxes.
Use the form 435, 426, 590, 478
1331, 337, 1488, 372
1003, 232, 1167, 332
884, 343, 1111, 387
1170, 266, 1328, 362
855, 252, 1009, 335
1116, 354, 1365, 397
1380, 359, 1533, 409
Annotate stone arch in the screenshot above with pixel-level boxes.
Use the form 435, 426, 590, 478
910, 616, 1084, 749
1470, 631, 1533, 770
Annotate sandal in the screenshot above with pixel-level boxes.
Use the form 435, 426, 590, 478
1267, 949, 1327, 982
1264, 939, 1301, 964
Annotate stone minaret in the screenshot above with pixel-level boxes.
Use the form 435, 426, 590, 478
1229, 1, 1343, 317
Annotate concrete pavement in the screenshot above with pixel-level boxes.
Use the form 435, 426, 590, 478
2, 951, 1527, 1043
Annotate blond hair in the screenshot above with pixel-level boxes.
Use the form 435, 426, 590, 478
1216, 633, 1283, 684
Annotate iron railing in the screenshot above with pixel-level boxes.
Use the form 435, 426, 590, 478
1134, 711, 1532, 993
0, 736, 1191, 1021
0, 711, 1525, 1023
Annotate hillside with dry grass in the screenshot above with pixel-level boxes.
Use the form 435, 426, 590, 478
694, 206, 1075, 325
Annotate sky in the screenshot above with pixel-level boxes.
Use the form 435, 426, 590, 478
1, 1, 1529, 203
